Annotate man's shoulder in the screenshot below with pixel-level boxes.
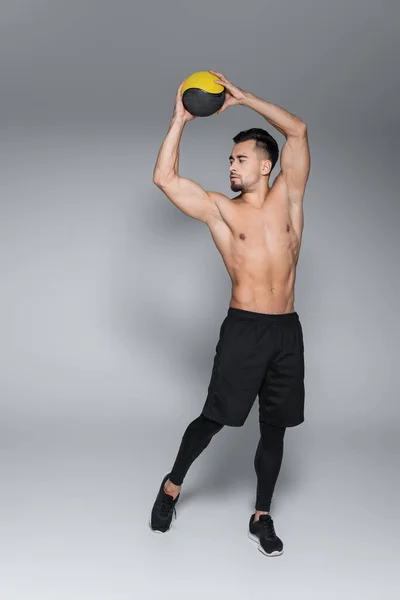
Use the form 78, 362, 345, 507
208, 191, 234, 201
208, 191, 238, 211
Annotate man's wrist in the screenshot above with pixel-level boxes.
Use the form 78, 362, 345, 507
239, 90, 255, 106
171, 115, 186, 128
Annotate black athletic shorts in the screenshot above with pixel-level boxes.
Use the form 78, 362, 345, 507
201, 307, 305, 428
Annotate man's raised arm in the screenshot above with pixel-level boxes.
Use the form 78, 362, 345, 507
153, 81, 221, 224
153, 116, 185, 186
209, 70, 310, 202
241, 91, 310, 201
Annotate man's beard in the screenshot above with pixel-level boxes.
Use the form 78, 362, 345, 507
230, 179, 243, 192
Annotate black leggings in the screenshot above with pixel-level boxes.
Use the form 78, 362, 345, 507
169, 413, 286, 512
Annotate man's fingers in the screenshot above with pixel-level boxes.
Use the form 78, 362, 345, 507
176, 81, 185, 102
209, 69, 225, 80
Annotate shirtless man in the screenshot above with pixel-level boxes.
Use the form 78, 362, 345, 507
149, 70, 310, 557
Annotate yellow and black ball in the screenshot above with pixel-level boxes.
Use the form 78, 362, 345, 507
181, 71, 225, 117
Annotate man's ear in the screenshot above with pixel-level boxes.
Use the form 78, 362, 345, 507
262, 160, 272, 175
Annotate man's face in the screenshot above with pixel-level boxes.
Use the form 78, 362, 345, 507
229, 140, 269, 193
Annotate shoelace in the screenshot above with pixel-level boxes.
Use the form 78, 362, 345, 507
159, 492, 176, 519
258, 517, 276, 539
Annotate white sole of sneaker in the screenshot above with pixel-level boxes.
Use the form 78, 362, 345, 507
149, 512, 175, 534
248, 531, 284, 557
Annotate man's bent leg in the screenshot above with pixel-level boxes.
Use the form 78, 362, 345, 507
150, 414, 223, 533
166, 413, 224, 495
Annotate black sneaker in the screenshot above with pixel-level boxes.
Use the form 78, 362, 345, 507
248, 513, 284, 556
149, 474, 180, 534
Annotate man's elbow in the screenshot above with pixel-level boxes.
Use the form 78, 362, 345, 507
296, 121, 307, 135
153, 174, 163, 187
153, 172, 176, 188
153, 170, 167, 187
283, 120, 307, 139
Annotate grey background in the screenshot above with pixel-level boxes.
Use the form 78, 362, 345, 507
1, 0, 399, 598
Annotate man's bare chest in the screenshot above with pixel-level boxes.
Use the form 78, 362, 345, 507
208, 201, 300, 255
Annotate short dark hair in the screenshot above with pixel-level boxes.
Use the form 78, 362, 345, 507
232, 128, 279, 173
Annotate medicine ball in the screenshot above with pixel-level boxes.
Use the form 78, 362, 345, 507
181, 71, 225, 117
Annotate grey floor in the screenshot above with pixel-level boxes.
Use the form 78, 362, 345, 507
2, 414, 398, 600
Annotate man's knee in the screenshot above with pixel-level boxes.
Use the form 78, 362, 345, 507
186, 413, 224, 438
259, 422, 286, 447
